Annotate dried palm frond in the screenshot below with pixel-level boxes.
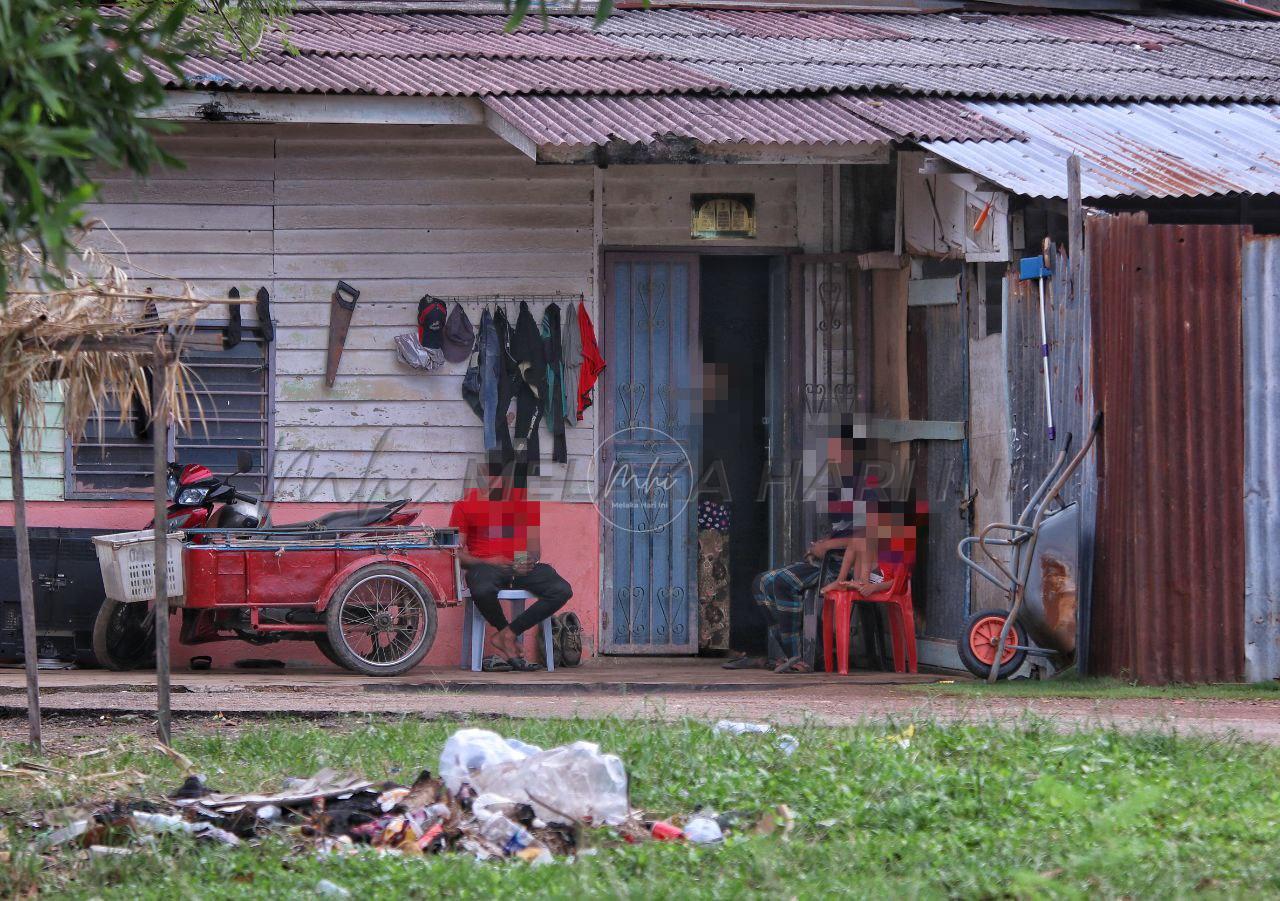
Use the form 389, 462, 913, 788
1, 238, 244, 447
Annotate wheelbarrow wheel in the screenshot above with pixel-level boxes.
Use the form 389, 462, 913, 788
324, 564, 437, 676
92, 598, 156, 671
959, 609, 1027, 680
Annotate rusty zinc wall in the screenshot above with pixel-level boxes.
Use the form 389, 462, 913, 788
1243, 234, 1280, 682
1088, 216, 1245, 684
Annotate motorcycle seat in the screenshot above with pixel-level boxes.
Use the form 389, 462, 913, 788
269, 499, 409, 532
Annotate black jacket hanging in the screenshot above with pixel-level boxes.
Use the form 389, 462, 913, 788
511, 301, 546, 473
540, 303, 567, 464
494, 307, 517, 466
493, 307, 542, 476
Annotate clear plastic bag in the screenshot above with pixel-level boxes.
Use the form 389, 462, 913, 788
438, 728, 542, 793
470, 741, 629, 826
440, 728, 630, 826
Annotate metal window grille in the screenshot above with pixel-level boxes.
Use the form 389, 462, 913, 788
67, 325, 272, 499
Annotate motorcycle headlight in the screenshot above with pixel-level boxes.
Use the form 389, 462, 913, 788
167, 473, 179, 500
176, 486, 210, 506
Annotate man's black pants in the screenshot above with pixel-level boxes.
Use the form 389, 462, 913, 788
465, 562, 572, 636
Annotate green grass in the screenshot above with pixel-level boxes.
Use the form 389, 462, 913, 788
914, 674, 1280, 701
5, 715, 1280, 899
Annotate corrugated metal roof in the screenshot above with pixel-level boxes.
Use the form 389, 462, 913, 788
285, 12, 589, 33
483, 92, 1019, 146
834, 95, 1018, 140
286, 29, 648, 59
606, 35, 1273, 72
484, 93, 897, 145
690, 9, 912, 38
922, 102, 1280, 198
1005, 14, 1180, 44
179, 54, 725, 95
161, 8, 1280, 103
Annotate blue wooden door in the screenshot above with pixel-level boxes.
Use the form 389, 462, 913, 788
600, 255, 700, 653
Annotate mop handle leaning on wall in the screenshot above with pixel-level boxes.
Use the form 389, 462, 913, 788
1020, 240, 1055, 442
1038, 273, 1055, 442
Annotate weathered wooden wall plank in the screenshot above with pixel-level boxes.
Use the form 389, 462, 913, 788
603, 166, 798, 247
84, 125, 594, 504
0, 384, 65, 502
1006, 247, 1087, 514
86, 124, 807, 509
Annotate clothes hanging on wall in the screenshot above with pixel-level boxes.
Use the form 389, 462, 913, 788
561, 301, 581, 430
462, 307, 500, 453
441, 302, 475, 364
539, 302, 567, 464
493, 306, 516, 464
576, 303, 605, 422
477, 308, 500, 453
223, 287, 243, 350
415, 294, 447, 371
494, 303, 545, 472
255, 287, 275, 343
513, 302, 547, 471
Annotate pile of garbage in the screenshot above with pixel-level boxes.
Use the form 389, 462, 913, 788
37, 729, 787, 863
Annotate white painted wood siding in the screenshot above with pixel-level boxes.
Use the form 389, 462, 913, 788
90, 123, 596, 504
86, 124, 810, 505
0, 384, 65, 502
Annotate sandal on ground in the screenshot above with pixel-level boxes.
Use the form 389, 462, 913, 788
482, 655, 513, 672
721, 655, 768, 670
506, 656, 542, 672
773, 656, 814, 674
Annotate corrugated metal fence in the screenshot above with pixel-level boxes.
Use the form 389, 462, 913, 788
1089, 217, 1246, 684
1243, 235, 1280, 682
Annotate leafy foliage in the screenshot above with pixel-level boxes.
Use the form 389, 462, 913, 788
0, 0, 294, 296
504, 0, 622, 32
0, 0, 196, 292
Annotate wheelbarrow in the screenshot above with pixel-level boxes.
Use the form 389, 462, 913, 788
956, 412, 1102, 681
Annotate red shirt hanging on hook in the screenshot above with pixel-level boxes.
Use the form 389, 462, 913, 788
576, 303, 605, 422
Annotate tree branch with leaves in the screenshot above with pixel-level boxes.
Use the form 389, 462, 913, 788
0, 0, 293, 295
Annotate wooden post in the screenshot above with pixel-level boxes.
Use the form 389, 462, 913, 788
1067, 154, 1084, 304
6, 412, 42, 751
152, 353, 172, 746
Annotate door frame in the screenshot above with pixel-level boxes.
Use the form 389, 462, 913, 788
597, 247, 795, 654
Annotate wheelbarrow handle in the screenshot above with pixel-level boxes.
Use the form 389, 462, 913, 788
957, 534, 1018, 593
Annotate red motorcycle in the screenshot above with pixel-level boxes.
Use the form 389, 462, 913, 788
92, 453, 454, 675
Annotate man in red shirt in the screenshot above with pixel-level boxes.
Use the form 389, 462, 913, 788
449, 475, 572, 671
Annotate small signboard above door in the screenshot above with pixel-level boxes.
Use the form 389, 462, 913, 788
691, 194, 756, 239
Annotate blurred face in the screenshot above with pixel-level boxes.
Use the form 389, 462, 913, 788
865, 507, 883, 539
827, 437, 855, 469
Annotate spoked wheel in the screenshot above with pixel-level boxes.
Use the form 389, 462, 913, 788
324, 565, 437, 676
92, 598, 156, 671
958, 609, 1028, 680
314, 637, 347, 669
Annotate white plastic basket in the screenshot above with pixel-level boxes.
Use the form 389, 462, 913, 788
92, 529, 185, 604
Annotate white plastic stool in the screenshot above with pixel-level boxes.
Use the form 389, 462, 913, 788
462, 589, 555, 672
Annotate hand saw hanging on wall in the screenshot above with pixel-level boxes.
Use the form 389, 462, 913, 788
325, 280, 360, 388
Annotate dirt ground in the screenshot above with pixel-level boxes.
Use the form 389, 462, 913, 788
3, 660, 1280, 745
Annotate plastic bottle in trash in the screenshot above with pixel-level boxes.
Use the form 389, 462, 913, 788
650, 820, 684, 842
480, 814, 534, 855
131, 811, 209, 835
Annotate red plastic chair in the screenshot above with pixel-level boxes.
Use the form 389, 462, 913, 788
822, 560, 917, 675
